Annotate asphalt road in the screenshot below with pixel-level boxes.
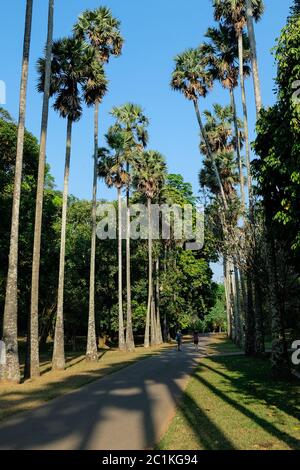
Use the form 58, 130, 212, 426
0, 340, 207, 450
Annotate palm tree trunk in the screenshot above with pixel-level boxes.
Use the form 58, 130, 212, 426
245, 0, 262, 115
1, 0, 33, 383
230, 88, 246, 213
118, 187, 126, 351
125, 165, 135, 352
86, 103, 99, 362
223, 257, 232, 339
245, 271, 256, 356
155, 258, 163, 345
253, 277, 265, 355
28, 0, 54, 379
52, 117, 72, 371
193, 99, 228, 211
238, 32, 253, 210
233, 262, 242, 347
144, 197, 152, 348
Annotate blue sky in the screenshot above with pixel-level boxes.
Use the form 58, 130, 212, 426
0, 0, 292, 281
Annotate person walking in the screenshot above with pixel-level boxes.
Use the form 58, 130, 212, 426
193, 331, 200, 351
175, 330, 183, 351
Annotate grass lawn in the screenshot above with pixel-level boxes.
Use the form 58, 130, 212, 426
159, 355, 300, 450
0, 342, 172, 423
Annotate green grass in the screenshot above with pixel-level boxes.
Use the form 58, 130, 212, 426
159, 355, 300, 450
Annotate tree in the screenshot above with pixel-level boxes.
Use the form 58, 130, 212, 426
171, 48, 228, 211
110, 103, 149, 352
98, 131, 130, 352
202, 23, 250, 212
253, 7, 300, 377
1, 0, 33, 383
74, 6, 123, 362
37, 37, 91, 370
28, 0, 55, 379
133, 151, 167, 347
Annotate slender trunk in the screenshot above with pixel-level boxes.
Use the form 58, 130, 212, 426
230, 88, 246, 213
117, 187, 126, 351
125, 165, 135, 352
253, 277, 265, 356
1, 0, 33, 383
238, 32, 253, 210
265, 206, 290, 378
155, 258, 163, 345
240, 269, 247, 347
163, 245, 169, 342
223, 257, 232, 339
144, 197, 152, 348
245, 271, 256, 356
28, 0, 54, 379
52, 117, 72, 371
229, 260, 238, 343
245, 0, 262, 116
193, 99, 228, 211
233, 263, 242, 347
86, 103, 99, 362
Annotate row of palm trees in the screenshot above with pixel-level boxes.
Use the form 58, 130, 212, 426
1, 2, 169, 383
171, 0, 265, 353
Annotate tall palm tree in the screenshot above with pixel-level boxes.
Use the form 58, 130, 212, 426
74, 7, 123, 362
213, 0, 264, 205
133, 151, 167, 348
1, 0, 33, 383
171, 48, 228, 211
38, 37, 89, 370
110, 103, 149, 352
201, 24, 251, 213
98, 141, 130, 352
28, 0, 55, 379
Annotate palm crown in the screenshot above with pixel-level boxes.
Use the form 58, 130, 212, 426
171, 48, 213, 101
74, 7, 124, 63
201, 23, 250, 90
213, 0, 264, 34
133, 151, 167, 200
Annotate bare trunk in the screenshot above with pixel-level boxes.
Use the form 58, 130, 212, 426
155, 258, 163, 345
125, 165, 135, 352
28, 0, 54, 379
238, 32, 253, 210
230, 88, 246, 213
245, 272, 256, 356
144, 197, 152, 348
233, 263, 242, 347
223, 258, 232, 339
118, 187, 126, 351
193, 99, 228, 211
1, 0, 33, 383
253, 277, 265, 356
52, 117, 72, 371
245, 0, 262, 116
86, 103, 99, 362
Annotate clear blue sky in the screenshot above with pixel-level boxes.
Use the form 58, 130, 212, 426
0, 0, 292, 281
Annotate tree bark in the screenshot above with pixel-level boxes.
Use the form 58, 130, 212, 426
253, 277, 265, 356
28, 0, 54, 379
223, 257, 232, 339
86, 103, 99, 362
245, 271, 256, 356
118, 187, 126, 351
52, 117, 72, 371
245, 0, 262, 116
155, 258, 163, 345
125, 165, 135, 352
1, 0, 33, 383
230, 88, 246, 213
238, 32, 253, 210
193, 99, 228, 211
144, 197, 152, 348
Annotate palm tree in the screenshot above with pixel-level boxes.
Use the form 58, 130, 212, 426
98, 141, 130, 352
110, 103, 149, 352
171, 48, 228, 211
38, 37, 89, 370
133, 151, 167, 348
201, 23, 251, 213
213, 0, 264, 206
74, 7, 123, 362
1, 0, 33, 383
28, 0, 55, 379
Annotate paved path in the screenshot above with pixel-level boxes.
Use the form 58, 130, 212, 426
0, 339, 214, 450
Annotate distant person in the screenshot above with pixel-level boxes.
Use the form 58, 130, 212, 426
193, 331, 200, 351
175, 330, 183, 351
